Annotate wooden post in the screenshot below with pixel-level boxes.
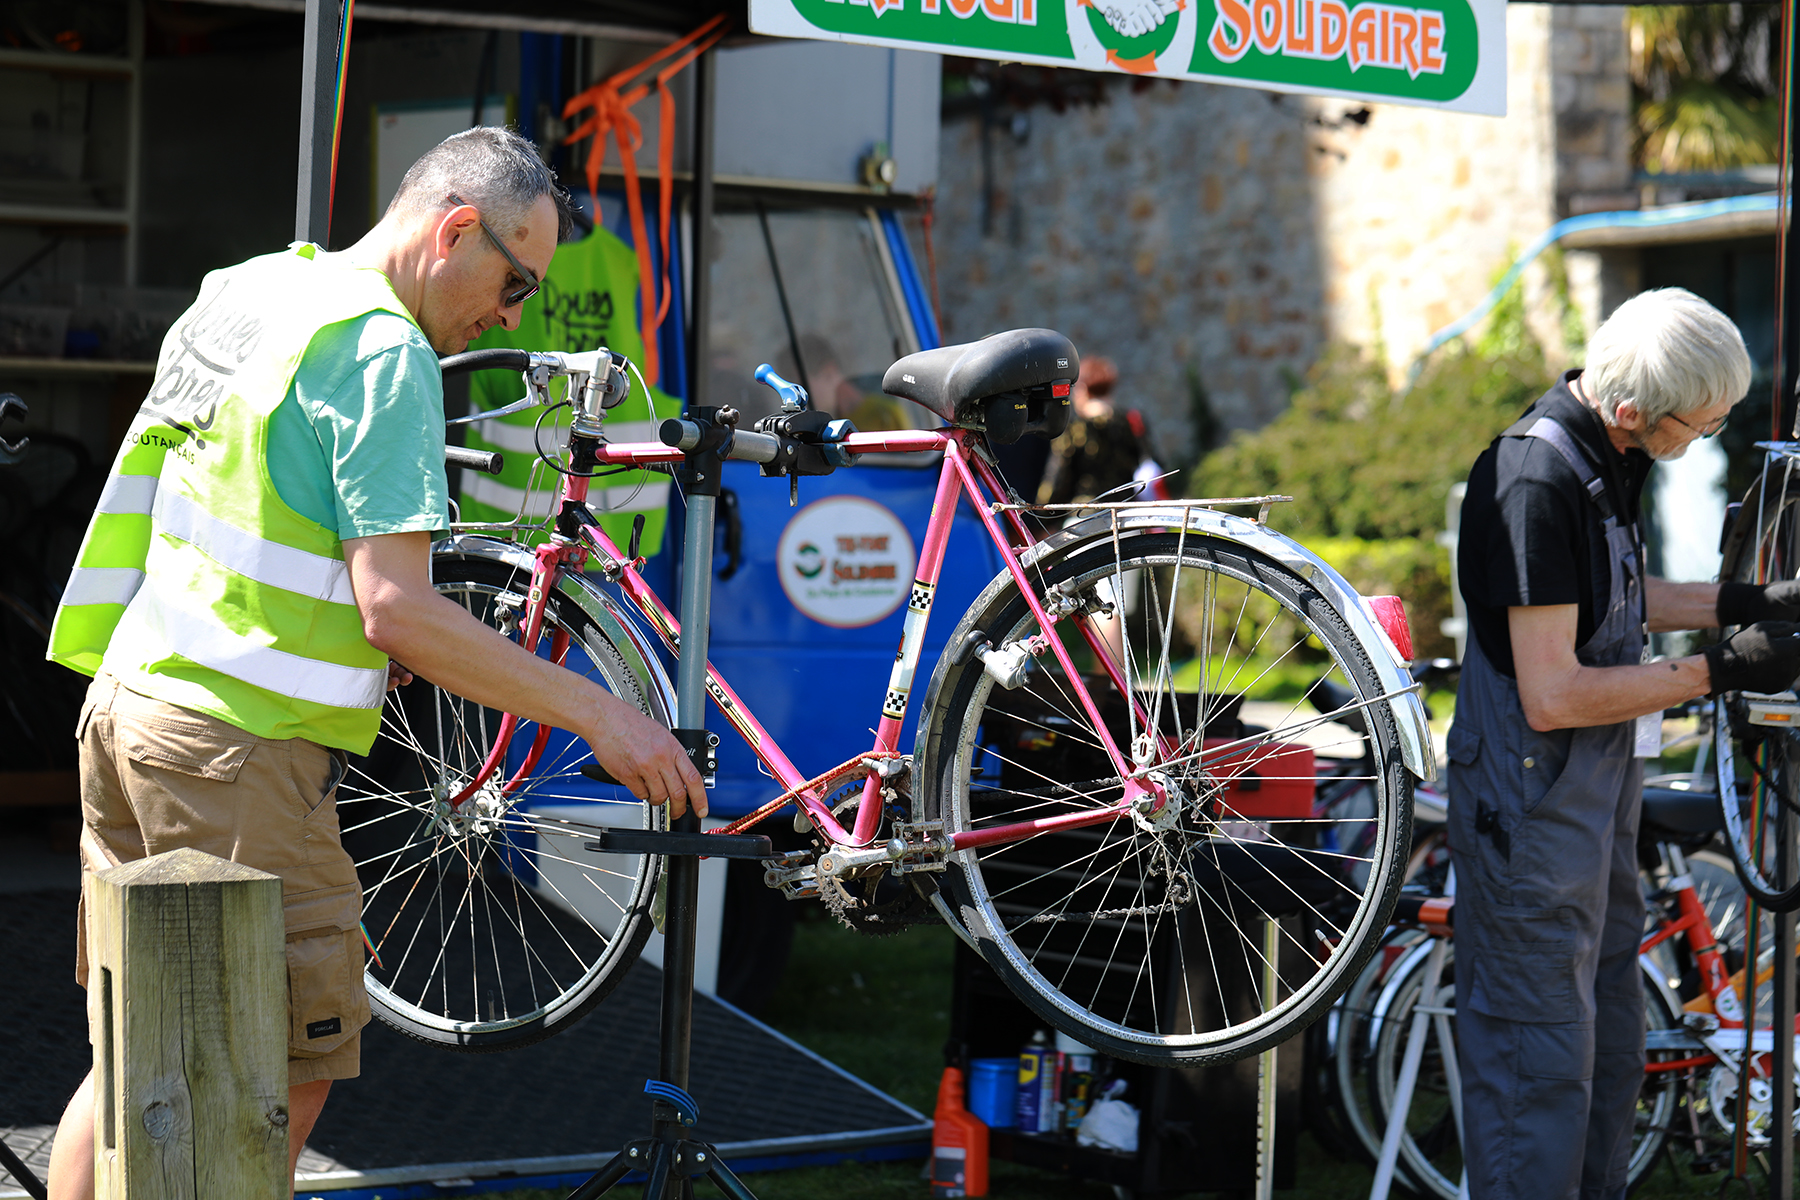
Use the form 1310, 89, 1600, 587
86, 847, 288, 1199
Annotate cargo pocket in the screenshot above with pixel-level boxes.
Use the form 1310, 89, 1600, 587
119, 713, 254, 781
284, 883, 370, 1060
1445, 723, 1480, 767
1466, 901, 1580, 1025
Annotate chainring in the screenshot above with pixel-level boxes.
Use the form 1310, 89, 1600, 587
814, 767, 940, 935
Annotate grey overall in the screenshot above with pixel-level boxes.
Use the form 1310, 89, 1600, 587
1445, 416, 1647, 1200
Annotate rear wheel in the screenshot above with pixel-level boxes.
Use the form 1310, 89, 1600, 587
339, 553, 666, 1051
916, 529, 1413, 1066
1715, 466, 1800, 912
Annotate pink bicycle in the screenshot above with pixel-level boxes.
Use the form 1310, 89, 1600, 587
339, 329, 1433, 1066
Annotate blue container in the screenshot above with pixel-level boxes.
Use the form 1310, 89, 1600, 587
967, 1058, 1018, 1129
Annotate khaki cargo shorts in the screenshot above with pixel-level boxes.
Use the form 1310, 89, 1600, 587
75, 672, 371, 1086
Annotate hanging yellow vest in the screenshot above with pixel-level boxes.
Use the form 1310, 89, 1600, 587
464, 223, 672, 554
47, 245, 423, 753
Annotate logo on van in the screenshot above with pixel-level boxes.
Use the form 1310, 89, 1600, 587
778, 496, 917, 628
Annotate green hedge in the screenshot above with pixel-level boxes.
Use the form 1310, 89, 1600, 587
1308, 536, 1457, 661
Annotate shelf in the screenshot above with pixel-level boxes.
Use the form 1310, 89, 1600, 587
0, 356, 157, 377
0, 46, 135, 77
0, 203, 131, 229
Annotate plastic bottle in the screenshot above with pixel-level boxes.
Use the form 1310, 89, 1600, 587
1056, 1030, 1097, 1133
1015, 1030, 1050, 1133
931, 1066, 989, 1198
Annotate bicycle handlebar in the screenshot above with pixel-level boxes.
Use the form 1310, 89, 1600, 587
439, 348, 533, 375
445, 445, 505, 475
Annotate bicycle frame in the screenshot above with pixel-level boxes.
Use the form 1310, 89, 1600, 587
454, 420, 1172, 852
1640, 841, 1800, 1079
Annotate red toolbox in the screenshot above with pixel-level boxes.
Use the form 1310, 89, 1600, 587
1202, 737, 1316, 820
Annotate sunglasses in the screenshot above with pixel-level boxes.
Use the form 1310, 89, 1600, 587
1663, 409, 1729, 439
448, 193, 540, 308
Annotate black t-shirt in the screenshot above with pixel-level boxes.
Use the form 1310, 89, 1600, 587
1458, 373, 1653, 678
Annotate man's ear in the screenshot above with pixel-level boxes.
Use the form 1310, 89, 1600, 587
433, 205, 479, 262
1612, 397, 1644, 431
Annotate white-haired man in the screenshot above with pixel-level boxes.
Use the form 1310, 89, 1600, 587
43, 127, 705, 1200
1450, 287, 1800, 1199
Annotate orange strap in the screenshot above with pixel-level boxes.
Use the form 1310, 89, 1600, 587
709, 751, 908, 839
561, 14, 730, 386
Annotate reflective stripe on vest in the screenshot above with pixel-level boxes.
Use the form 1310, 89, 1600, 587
114, 583, 385, 710
153, 487, 357, 606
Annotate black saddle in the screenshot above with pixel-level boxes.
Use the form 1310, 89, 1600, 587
882, 328, 1079, 444
1639, 785, 1723, 839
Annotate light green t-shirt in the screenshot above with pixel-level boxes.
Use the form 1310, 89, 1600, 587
267, 310, 451, 538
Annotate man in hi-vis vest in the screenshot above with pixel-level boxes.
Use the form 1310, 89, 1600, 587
42, 128, 704, 1200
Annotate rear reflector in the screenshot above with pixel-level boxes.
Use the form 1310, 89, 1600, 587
1052, 383, 1071, 397
1367, 595, 1414, 662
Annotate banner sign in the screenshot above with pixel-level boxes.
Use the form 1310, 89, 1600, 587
749, 0, 1506, 116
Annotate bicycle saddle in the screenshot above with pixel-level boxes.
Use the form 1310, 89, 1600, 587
1639, 785, 1723, 839
882, 329, 1079, 440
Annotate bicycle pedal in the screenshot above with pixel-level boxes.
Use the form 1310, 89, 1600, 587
1744, 690, 1800, 726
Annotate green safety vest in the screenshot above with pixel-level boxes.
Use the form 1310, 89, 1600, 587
47, 244, 423, 753
465, 223, 672, 554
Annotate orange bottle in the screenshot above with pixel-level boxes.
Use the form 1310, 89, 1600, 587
931, 1065, 990, 1197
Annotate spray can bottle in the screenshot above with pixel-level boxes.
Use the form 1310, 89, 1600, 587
1016, 1030, 1050, 1133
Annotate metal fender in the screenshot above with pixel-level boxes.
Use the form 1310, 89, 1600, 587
433, 534, 678, 728
1022, 508, 1437, 782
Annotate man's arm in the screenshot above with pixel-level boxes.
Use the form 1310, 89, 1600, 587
1509, 604, 1711, 732
343, 531, 706, 817
1645, 577, 1722, 632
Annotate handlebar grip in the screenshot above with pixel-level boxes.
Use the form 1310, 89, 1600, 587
445, 445, 505, 475
438, 348, 533, 376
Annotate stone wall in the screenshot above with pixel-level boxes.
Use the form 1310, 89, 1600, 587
922, 6, 1633, 456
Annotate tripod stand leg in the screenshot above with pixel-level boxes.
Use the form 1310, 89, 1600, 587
566, 1143, 644, 1200
701, 1153, 759, 1200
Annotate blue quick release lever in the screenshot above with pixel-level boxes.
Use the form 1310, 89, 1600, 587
754, 363, 810, 412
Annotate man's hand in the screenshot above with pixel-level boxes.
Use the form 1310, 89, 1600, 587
1717, 580, 1800, 626
580, 693, 708, 819
1702, 621, 1800, 695
386, 660, 414, 691
1098, 0, 1180, 37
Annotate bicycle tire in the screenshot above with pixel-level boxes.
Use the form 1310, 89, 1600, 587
915, 529, 1413, 1066
338, 552, 666, 1051
1330, 926, 1431, 1169
1714, 465, 1800, 912
1365, 943, 1677, 1198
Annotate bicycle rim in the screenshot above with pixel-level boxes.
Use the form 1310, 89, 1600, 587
338, 555, 664, 1051
1715, 466, 1800, 912
917, 530, 1412, 1066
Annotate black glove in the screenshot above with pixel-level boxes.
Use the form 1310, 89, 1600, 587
1717, 580, 1800, 625
1703, 621, 1800, 695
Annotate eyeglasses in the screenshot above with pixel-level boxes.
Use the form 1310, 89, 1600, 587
447, 193, 540, 308
1664, 409, 1730, 439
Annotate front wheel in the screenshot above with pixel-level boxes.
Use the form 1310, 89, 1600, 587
337, 552, 667, 1051
915, 530, 1413, 1066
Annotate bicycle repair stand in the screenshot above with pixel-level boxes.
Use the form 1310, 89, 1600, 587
570, 407, 770, 1200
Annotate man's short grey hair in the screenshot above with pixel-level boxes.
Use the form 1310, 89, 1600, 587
1584, 287, 1752, 425
388, 126, 575, 243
